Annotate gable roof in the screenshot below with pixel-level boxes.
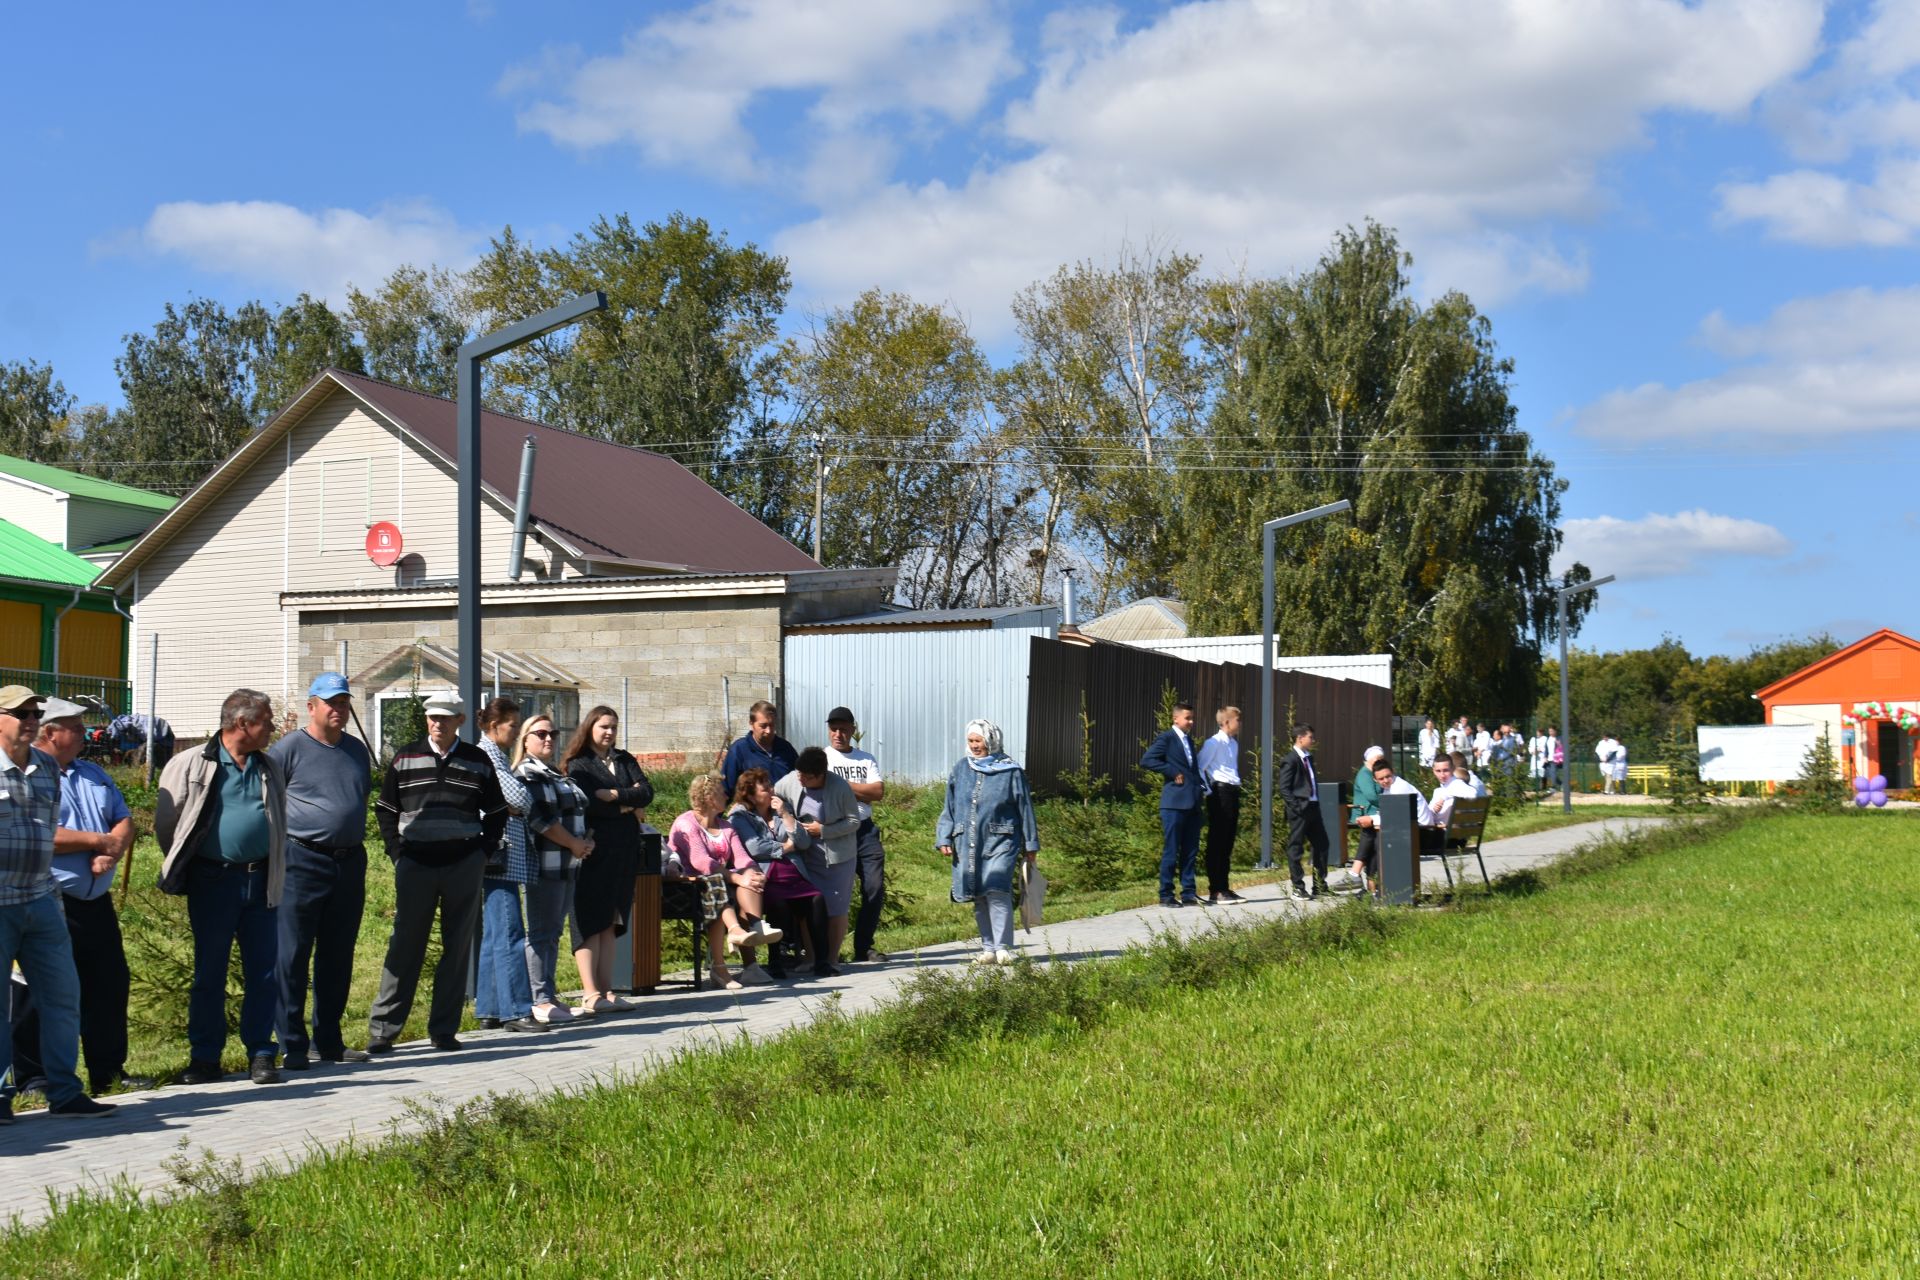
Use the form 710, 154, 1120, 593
0, 454, 177, 513
0, 519, 103, 588
1752, 628, 1920, 702
1078, 596, 1189, 642
101, 368, 819, 588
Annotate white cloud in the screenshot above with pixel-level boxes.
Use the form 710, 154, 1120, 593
506, 0, 1015, 185
1556, 511, 1792, 579
774, 0, 1821, 325
1717, 160, 1920, 246
118, 199, 487, 300
1576, 285, 1920, 440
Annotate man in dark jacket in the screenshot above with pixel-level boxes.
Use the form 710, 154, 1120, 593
1276, 723, 1330, 901
1140, 701, 1208, 908
366, 691, 505, 1053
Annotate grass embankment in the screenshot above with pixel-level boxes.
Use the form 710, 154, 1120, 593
21, 808, 1920, 1275
104, 762, 1648, 1081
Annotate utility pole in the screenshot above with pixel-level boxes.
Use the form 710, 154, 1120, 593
812, 424, 826, 563
985, 457, 998, 607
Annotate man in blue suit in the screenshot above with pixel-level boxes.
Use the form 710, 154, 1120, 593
1140, 701, 1208, 908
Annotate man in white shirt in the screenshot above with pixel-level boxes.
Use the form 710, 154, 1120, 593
1472, 724, 1493, 769
1417, 718, 1441, 769
1526, 727, 1549, 784
824, 707, 888, 963
1444, 717, 1469, 756
1428, 756, 1482, 830
1196, 706, 1244, 905
1596, 735, 1622, 794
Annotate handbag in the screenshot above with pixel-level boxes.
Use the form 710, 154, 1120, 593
1018, 860, 1047, 932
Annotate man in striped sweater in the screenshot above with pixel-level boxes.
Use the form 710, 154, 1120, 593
366, 691, 506, 1053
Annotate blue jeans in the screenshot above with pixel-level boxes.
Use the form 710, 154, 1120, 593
0, 894, 84, 1105
187, 860, 280, 1063
1158, 806, 1203, 899
522, 877, 573, 1006
475, 880, 533, 1021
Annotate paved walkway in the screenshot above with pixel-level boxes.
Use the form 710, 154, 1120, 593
0, 816, 1670, 1227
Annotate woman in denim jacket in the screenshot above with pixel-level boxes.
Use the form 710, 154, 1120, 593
936, 719, 1038, 966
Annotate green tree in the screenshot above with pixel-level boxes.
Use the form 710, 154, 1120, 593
110, 297, 258, 492
1787, 729, 1847, 808
0, 360, 75, 462
1180, 223, 1582, 717
347, 265, 469, 396
236, 294, 366, 417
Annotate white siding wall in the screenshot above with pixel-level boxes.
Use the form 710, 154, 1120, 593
784, 628, 1046, 782
1767, 702, 1845, 774
1135, 637, 1393, 689
131, 386, 539, 733
0, 476, 64, 545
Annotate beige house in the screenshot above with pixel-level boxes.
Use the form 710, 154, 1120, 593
99, 368, 892, 756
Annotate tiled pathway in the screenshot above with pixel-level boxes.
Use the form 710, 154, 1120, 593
0, 816, 1669, 1226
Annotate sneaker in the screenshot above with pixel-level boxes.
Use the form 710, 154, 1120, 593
749, 920, 785, 946
531, 1004, 574, 1025
1218, 890, 1247, 904
249, 1054, 280, 1085
737, 964, 775, 986
1289, 885, 1313, 902
179, 1060, 225, 1086
48, 1094, 117, 1119
995, 949, 1017, 965
321, 1047, 373, 1063
1203, 894, 1221, 906
970, 950, 999, 966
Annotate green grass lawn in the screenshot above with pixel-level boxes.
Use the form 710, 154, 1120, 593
101, 760, 1661, 1083
18, 808, 1920, 1276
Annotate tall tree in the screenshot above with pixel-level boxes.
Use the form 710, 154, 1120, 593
0, 360, 75, 462
111, 298, 257, 493
788, 289, 1004, 594
1180, 223, 1583, 715
236, 293, 366, 417
346, 265, 469, 396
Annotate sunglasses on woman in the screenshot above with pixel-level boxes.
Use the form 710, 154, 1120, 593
525, 728, 556, 739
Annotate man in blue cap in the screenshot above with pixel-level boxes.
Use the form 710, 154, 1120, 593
269, 672, 373, 1069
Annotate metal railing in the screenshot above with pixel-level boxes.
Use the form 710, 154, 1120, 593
0, 667, 133, 717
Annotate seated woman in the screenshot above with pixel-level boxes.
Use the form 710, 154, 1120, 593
668, 774, 783, 990
727, 767, 822, 979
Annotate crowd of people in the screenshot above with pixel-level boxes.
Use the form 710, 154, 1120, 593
0, 677, 1043, 1118
1416, 716, 1631, 791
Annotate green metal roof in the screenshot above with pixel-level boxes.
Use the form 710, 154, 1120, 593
0, 519, 102, 588
0, 454, 177, 512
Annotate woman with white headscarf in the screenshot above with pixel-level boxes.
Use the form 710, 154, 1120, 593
936, 719, 1040, 965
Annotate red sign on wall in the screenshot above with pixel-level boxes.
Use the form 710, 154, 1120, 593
365, 521, 404, 566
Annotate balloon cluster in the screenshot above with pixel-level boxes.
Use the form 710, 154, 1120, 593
1854, 775, 1890, 807
1843, 702, 1920, 734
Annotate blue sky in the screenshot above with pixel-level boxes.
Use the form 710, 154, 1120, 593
5, 0, 1917, 657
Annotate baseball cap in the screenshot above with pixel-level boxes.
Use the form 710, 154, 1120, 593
308, 672, 352, 700
826, 706, 856, 725
39, 697, 87, 722
421, 689, 464, 717
0, 686, 44, 713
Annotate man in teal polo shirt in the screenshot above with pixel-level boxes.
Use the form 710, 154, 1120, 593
157, 689, 288, 1087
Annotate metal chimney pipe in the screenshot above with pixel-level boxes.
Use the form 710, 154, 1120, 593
507, 435, 537, 580
1061, 568, 1077, 628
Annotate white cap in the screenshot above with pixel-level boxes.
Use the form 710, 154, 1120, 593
39, 697, 87, 722
420, 689, 464, 717
1363, 745, 1385, 764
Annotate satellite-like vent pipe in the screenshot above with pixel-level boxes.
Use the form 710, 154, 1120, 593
507, 435, 537, 580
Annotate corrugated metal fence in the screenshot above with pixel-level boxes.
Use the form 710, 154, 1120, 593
1025, 636, 1393, 797
783, 628, 1044, 781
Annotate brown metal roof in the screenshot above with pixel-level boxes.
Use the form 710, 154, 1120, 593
333, 371, 820, 574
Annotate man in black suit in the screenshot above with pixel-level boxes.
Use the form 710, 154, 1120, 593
1140, 701, 1208, 907
1277, 723, 1330, 901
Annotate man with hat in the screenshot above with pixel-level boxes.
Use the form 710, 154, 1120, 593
271, 673, 374, 1070
157, 688, 288, 1086
10, 697, 145, 1097
823, 706, 887, 964
0, 686, 115, 1119
367, 690, 505, 1053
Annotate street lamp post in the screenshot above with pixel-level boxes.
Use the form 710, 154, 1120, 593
1556, 573, 1615, 812
456, 292, 608, 739
1259, 499, 1353, 869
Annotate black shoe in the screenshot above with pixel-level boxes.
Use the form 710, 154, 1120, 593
476, 1017, 502, 1030
179, 1061, 225, 1086
429, 1035, 462, 1051
1219, 890, 1247, 903
282, 1050, 311, 1072
48, 1094, 117, 1118
90, 1072, 156, 1094
249, 1054, 280, 1085
1180, 896, 1203, 907
1159, 896, 1179, 907
364, 1040, 395, 1055
1289, 885, 1313, 901
321, 1047, 373, 1063
812, 964, 843, 978
501, 1017, 547, 1033
1203, 894, 1221, 906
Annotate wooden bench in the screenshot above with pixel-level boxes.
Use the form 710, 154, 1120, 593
1425, 795, 1491, 890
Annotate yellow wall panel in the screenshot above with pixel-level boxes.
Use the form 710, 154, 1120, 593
0, 600, 40, 668
57, 608, 123, 679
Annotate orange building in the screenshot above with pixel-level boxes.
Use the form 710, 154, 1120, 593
1754, 628, 1920, 788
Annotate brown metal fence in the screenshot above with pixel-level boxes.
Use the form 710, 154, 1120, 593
1024, 636, 1393, 797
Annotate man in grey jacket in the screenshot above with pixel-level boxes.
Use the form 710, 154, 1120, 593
156, 689, 288, 1086
772, 746, 860, 976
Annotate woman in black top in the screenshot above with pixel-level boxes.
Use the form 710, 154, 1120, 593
562, 705, 653, 1015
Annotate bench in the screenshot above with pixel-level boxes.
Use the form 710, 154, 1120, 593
659, 877, 708, 990
1626, 764, 1670, 794
1424, 795, 1491, 890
